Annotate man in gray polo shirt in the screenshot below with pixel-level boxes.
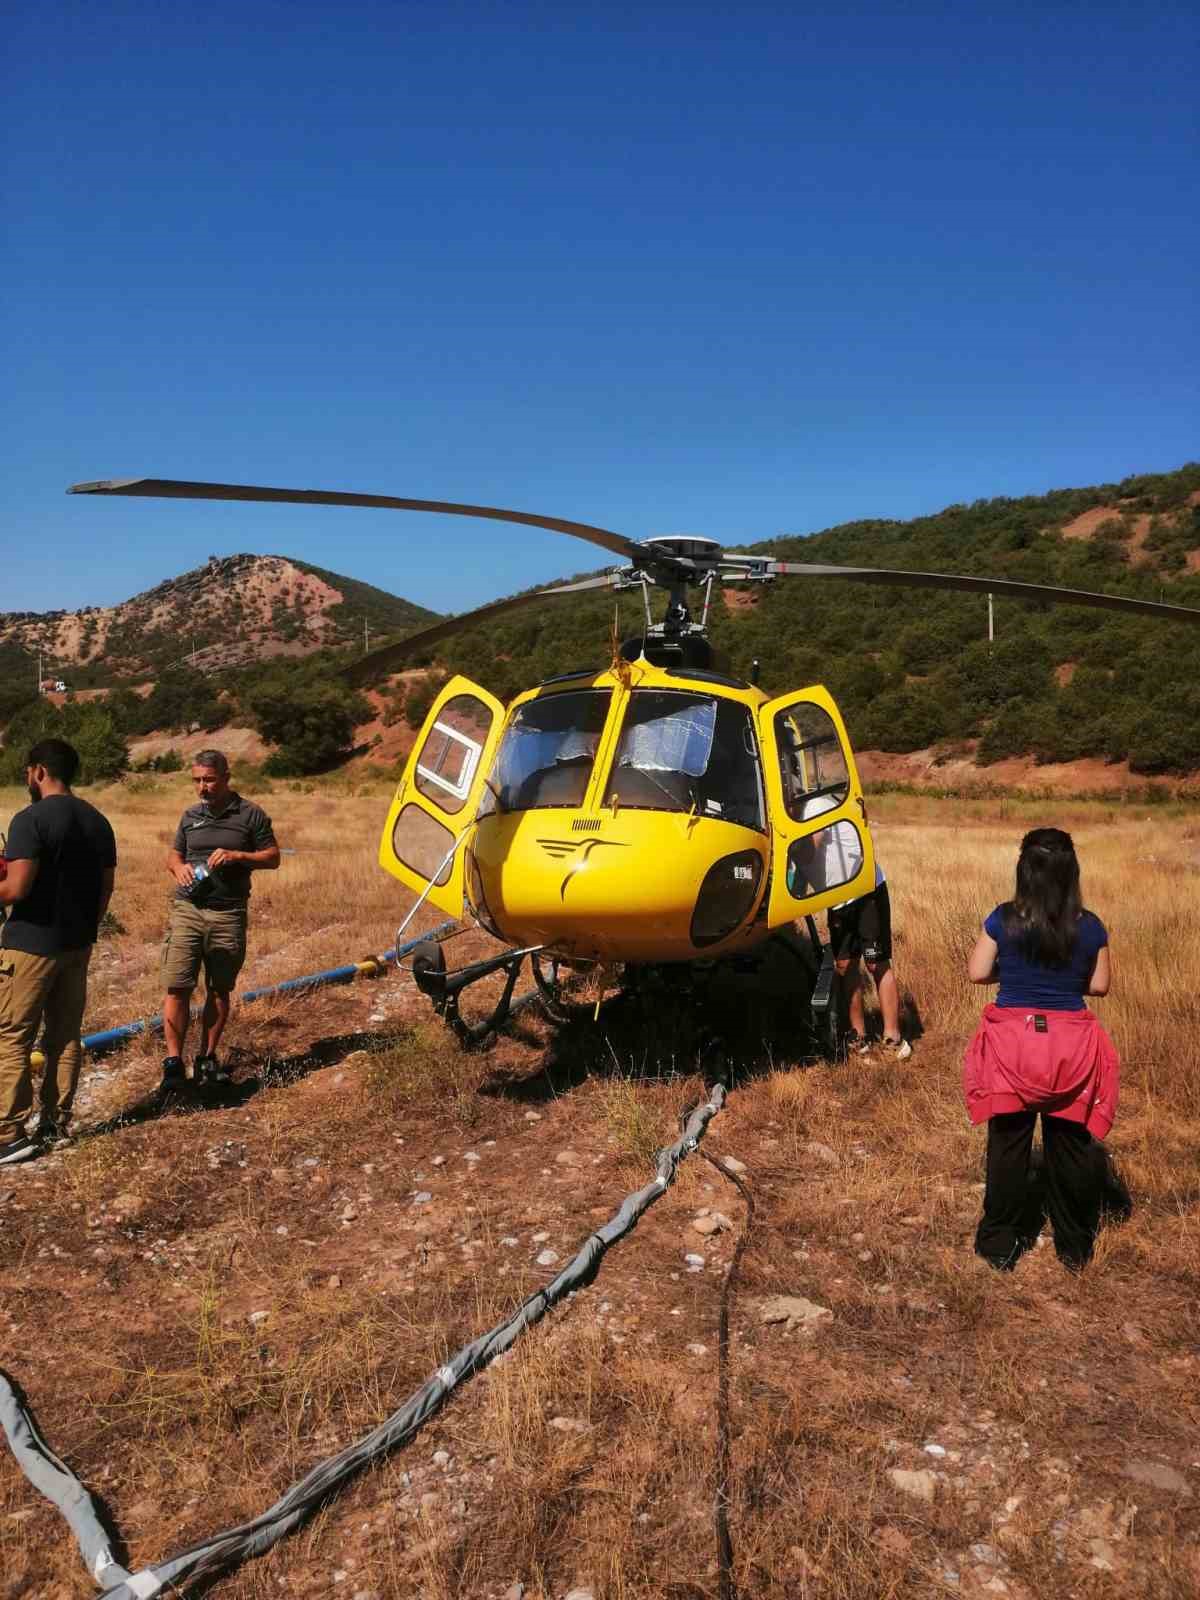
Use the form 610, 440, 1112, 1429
160, 750, 280, 1089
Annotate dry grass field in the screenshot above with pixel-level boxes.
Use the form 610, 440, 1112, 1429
0, 776, 1197, 1599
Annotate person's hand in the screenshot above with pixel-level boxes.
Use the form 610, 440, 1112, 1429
171, 862, 196, 888
206, 848, 241, 869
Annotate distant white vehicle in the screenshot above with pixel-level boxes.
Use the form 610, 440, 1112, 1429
53, 680, 68, 693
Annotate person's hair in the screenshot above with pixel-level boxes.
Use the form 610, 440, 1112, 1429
192, 749, 229, 775
26, 738, 80, 785
1003, 827, 1083, 966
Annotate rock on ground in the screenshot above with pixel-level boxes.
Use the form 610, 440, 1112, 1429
888, 1468, 937, 1502
1122, 1459, 1193, 1496
756, 1294, 833, 1334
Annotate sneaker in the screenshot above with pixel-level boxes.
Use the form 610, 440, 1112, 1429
35, 1120, 72, 1151
0, 1135, 37, 1166
194, 1054, 231, 1088
881, 1035, 912, 1061
160, 1056, 187, 1089
843, 1031, 870, 1057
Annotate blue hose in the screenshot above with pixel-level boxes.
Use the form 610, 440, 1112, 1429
79, 919, 457, 1053
241, 962, 361, 1001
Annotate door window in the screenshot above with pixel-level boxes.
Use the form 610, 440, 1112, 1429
414, 693, 497, 816
774, 703, 851, 820
391, 804, 456, 886
787, 811, 865, 898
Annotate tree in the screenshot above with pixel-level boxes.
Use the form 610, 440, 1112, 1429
249, 672, 372, 775
855, 684, 953, 752
0, 642, 38, 725
64, 703, 129, 783
0, 700, 128, 785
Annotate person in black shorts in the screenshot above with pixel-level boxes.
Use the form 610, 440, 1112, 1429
827, 863, 911, 1058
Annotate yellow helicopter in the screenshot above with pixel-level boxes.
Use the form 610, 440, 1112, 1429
70, 477, 1200, 1046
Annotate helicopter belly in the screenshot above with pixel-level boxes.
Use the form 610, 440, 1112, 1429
469, 811, 767, 963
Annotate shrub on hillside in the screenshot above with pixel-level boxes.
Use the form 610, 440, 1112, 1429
122, 668, 227, 736
380, 684, 408, 727
977, 702, 1035, 765
404, 674, 449, 730
1124, 705, 1200, 775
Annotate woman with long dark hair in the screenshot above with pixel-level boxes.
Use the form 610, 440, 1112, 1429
964, 828, 1124, 1271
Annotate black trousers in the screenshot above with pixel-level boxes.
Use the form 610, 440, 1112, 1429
975, 1111, 1129, 1271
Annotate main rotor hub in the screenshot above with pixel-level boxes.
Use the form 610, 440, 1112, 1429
640, 535, 725, 563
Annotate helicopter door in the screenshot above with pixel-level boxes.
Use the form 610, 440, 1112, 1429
757, 686, 875, 928
379, 675, 507, 917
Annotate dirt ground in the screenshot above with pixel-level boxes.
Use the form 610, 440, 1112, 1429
0, 797, 1196, 1599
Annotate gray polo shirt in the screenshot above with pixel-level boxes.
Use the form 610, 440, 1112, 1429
171, 792, 276, 909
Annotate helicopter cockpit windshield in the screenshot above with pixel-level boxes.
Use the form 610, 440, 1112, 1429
605, 690, 765, 830
479, 689, 611, 813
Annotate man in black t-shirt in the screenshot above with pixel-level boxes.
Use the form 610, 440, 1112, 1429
160, 750, 279, 1089
0, 739, 117, 1164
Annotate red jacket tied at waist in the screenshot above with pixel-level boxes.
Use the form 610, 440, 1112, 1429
962, 1003, 1119, 1139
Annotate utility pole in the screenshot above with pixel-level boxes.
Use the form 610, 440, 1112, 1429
36, 648, 42, 696
363, 616, 370, 656
987, 592, 994, 646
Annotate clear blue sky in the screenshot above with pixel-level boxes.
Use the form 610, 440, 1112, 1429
4, 1, 1197, 616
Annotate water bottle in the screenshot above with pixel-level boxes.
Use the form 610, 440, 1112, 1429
185, 864, 211, 898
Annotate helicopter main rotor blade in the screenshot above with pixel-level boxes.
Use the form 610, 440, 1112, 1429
68, 477, 645, 563
765, 561, 1200, 626
343, 572, 622, 685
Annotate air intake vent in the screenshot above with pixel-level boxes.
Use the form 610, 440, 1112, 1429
572, 817, 603, 833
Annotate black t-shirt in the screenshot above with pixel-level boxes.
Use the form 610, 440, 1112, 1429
2, 794, 118, 955
171, 793, 276, 908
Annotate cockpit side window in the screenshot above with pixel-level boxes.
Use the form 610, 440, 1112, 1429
479, 690, 611, 813
775, 703, 851, 820
605, 691, 764, 830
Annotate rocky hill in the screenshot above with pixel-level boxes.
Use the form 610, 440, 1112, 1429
0, 554, 438, 686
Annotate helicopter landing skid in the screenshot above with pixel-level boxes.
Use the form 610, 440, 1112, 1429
529, 951, 620, 1024
409, 940, 543, 1049
804, 915, 840, 1060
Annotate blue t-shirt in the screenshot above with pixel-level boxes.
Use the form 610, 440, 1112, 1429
983, 903, 1107, 1010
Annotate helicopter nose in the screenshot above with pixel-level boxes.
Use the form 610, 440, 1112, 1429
473, 813, 766, 963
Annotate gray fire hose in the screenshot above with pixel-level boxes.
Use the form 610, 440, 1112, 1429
1, 1085, 726, 1596
0, 1371, 131, 1590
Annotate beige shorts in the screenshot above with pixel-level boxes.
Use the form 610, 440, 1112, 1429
161, 900, 248, 993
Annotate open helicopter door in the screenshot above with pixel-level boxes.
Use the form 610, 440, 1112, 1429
757, 686, 876, 928
379, 675, 507, 917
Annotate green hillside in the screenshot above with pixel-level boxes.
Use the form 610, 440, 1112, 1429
289, 557, 438, 644
408, 463, 1200, 774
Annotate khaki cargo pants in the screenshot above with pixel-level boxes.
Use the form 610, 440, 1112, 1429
0, 946, 92, 1144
